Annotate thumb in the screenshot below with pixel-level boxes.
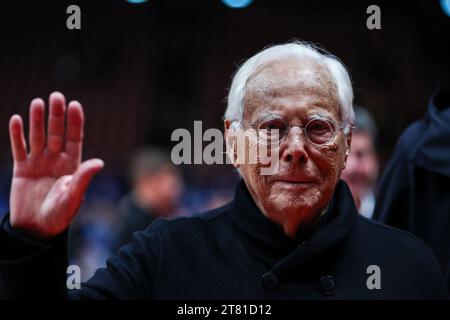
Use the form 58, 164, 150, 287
69, 158, 104, 201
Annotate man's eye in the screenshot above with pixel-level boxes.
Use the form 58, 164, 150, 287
307, 120, 331, 134
259, 120, 285, 131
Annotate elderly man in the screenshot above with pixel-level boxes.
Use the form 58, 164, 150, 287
0, 42, 447, 299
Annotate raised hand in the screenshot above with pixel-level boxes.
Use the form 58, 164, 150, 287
8, 92, 104, 240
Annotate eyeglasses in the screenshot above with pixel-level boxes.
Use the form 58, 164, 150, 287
239, 115, 351, 146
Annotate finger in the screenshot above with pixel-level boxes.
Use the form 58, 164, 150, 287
29, 98, 46, 156
9, 115, 27, 162
65, 101, 84, 163
69, 159, 104, 201
47, 92, 66, 154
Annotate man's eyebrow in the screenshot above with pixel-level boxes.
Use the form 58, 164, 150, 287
306, 105, 337, 119
307, 112, 333, 120
303, 111, 336, 121
251, 111, 284, 123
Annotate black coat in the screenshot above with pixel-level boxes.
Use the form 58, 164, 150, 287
373, 88, 450, 292
0, 179, 447, 299
115, 193, 156, 250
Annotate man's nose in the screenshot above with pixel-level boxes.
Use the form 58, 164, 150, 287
281, 126, 309, 164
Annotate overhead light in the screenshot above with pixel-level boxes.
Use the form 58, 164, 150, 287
441, 0, 450, 17
222, 0, 254, 9
126, 0, 148, 4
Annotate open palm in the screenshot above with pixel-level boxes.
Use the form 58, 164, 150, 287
9, 92, 104, 240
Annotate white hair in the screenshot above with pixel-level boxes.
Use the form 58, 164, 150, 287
224, 40, 355, 134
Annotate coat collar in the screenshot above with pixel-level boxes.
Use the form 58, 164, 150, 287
230, 179, 359, 280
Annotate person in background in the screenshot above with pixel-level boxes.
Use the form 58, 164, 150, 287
340, 106, 379, 218
374, 88, 450, 294
115, 147, 184, 249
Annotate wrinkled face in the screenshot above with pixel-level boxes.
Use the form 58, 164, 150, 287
227, 58, 351, 232
341, 131, 379, 203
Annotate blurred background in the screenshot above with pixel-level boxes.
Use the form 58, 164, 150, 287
0, 0, 449, 280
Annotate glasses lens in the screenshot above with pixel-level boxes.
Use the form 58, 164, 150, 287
257, 118, 286, 143
305, 119, 335, 144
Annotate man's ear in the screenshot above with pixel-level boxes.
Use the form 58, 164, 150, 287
224, 119, 231, 131
224, 120, 239, 169
343, 129, 352, 169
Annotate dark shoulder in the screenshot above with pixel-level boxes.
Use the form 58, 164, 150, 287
119, 202, 234, 258
357, 216, 427, 245
147, 202, 233, 236
355, 215, 437, 264
353, 216, 447, 297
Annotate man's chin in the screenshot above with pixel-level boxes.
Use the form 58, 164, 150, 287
267, 184, 321, 207
265, 196, 319, 219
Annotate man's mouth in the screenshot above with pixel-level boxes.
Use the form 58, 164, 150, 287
273, 178, 316, 188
